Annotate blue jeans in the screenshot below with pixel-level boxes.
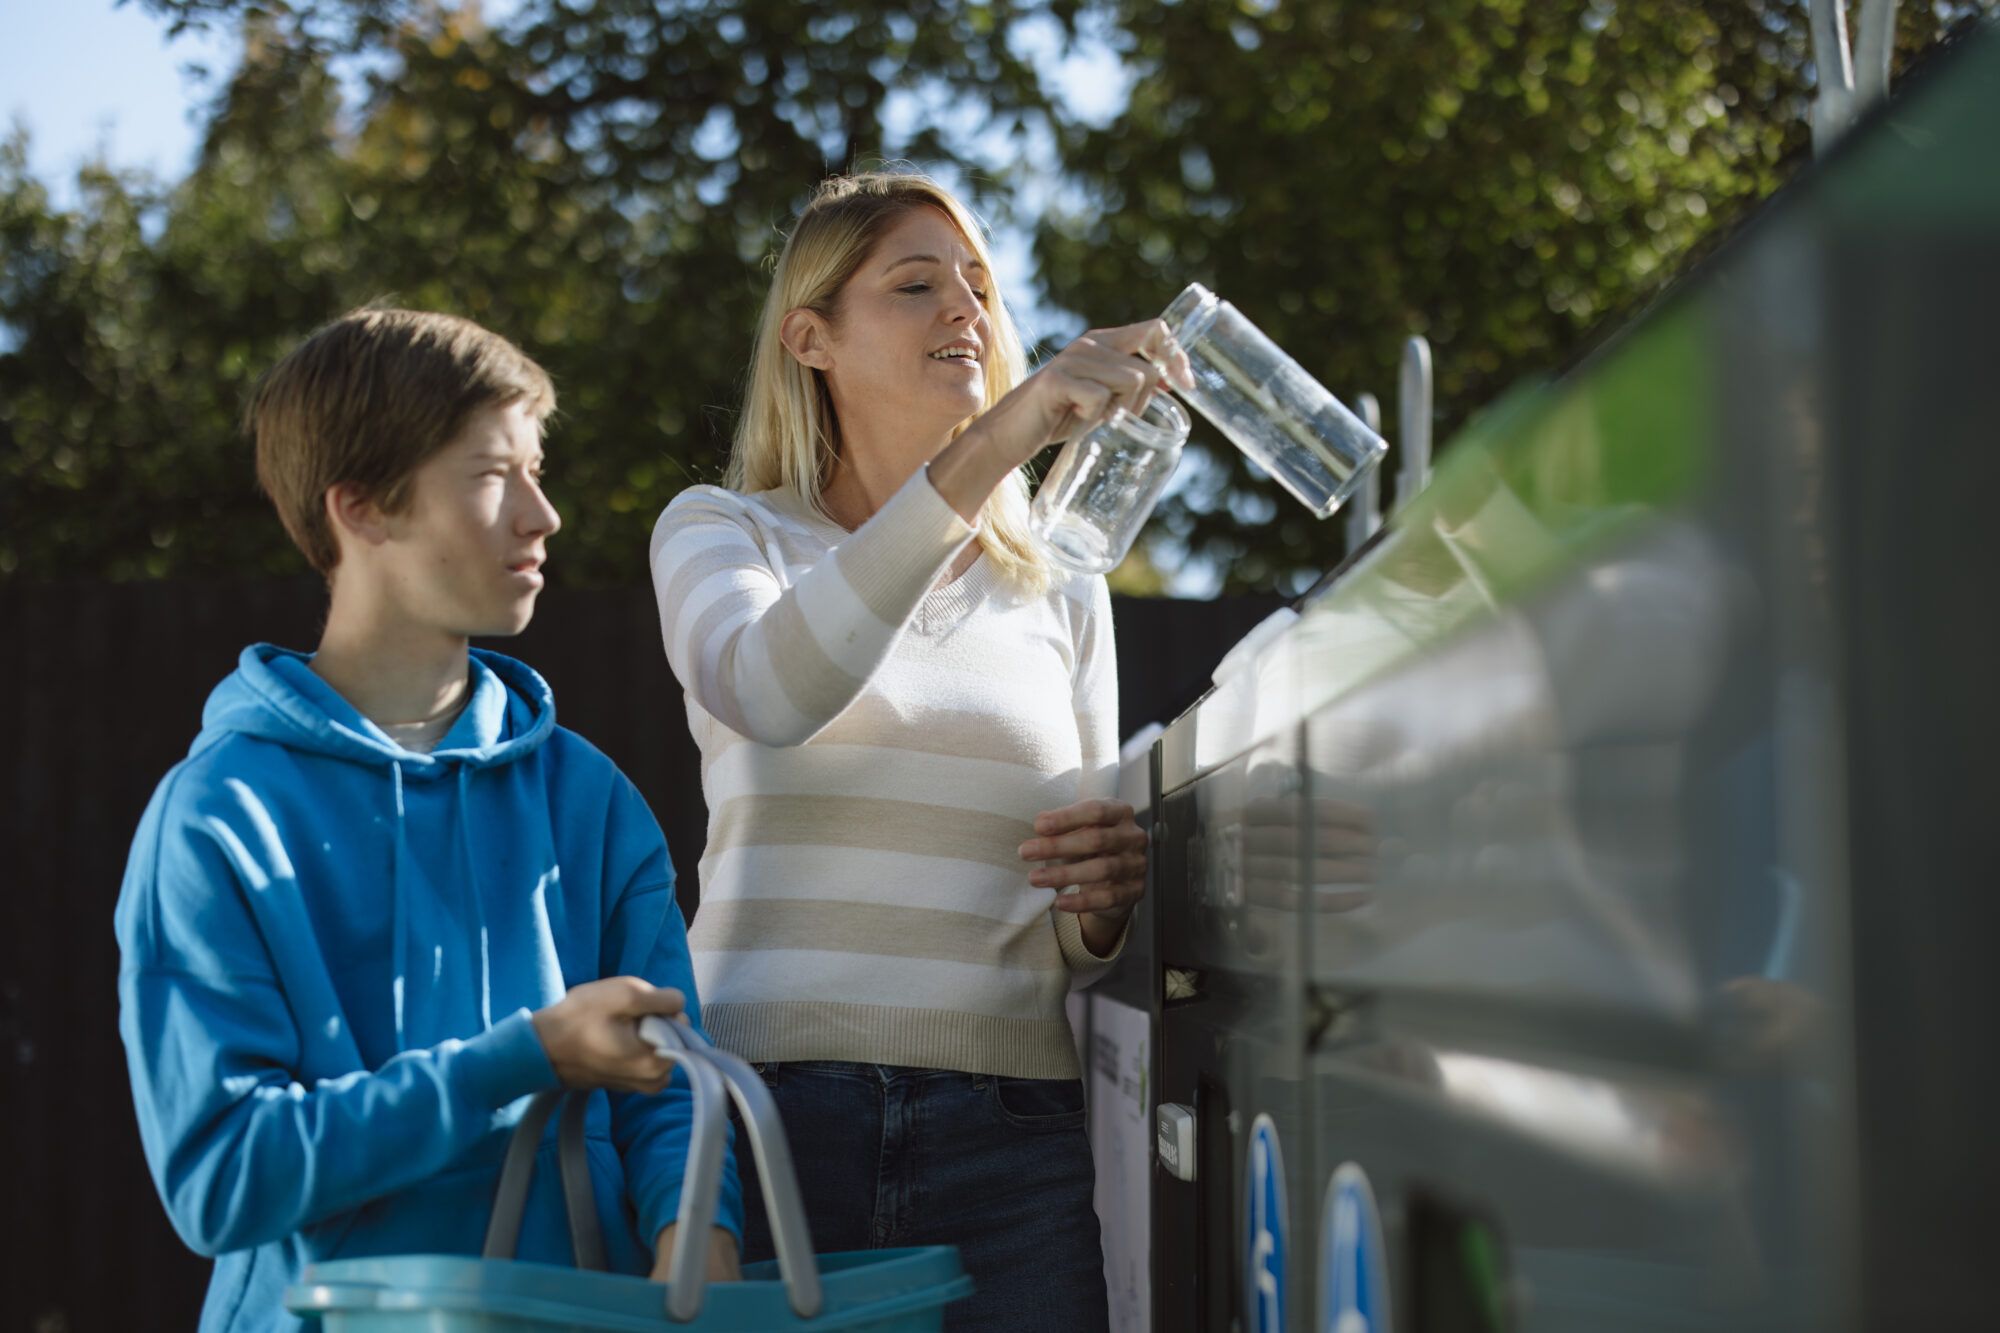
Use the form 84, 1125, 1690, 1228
737, 1061, 1109, 1333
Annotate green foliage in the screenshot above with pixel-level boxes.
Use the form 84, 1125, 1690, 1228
3, 0, 1054, 581
1039, 0, 1992, 592
2, 0, 1990, 588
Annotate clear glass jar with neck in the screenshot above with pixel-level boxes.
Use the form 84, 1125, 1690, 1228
1030, 393, 1191, 576
1162, 282, 1387, 518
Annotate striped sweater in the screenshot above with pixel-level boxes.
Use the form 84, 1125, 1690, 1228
647, 467, 1124, 1079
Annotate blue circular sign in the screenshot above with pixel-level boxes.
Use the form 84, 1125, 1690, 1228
1320, 1162, 1391, 1333
1245, 1113, 1289, 1333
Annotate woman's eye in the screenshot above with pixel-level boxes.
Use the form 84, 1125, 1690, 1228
899, 283, 932, 295
972, 290, 989, 302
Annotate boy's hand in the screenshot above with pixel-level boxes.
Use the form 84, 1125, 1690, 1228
652, 1225, 742, 1283
531, 977, 686, 1092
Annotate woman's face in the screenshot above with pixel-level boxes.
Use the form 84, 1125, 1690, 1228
817, 206, 993, 442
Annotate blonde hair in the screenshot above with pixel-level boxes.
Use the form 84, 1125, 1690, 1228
728, 171, 1052, 595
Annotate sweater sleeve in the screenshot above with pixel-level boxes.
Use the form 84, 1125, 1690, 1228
114, 775, 560, 1259
1052, 575, 1133, 974
648, 471, 976, 747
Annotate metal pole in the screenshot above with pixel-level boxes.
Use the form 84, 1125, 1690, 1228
1809, 0, 1860, 151
1854, 0, 1898, 102
1811, 0, 1898, 153
1396, 335, 1433, 511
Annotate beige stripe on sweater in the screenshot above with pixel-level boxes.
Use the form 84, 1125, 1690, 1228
649, 469, 1127, 1078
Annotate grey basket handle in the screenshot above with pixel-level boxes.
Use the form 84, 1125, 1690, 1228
483, 1044, 730, 1320
483, 1087, 607, 1268
636, 1018, 732, 1322
558, 1090, 608, 1270
651, 1021, 825, 1320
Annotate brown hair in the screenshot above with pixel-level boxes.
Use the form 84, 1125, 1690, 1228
245, 307, 556, 574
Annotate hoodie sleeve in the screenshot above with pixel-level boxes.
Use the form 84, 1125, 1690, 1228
598, 774, 745, 1249
648, 473, 976, 747
114, 767, 561, 1258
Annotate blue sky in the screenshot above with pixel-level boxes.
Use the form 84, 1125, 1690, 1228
2, 2, 236, 196
0, 0, 1144, 378
0, 3, 1121, 334
2, 2, 1127, 206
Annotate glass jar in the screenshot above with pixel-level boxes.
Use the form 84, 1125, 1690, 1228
1162, 282, 1387, 519
1030, 393, 1192, 576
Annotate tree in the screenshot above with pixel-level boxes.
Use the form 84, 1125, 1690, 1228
3, 0, 1990, 589
4, 0, 1060, 582
1039, 0, 1995, 592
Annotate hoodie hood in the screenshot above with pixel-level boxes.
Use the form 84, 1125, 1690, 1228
200, 644, 556, 773
194, 643, 560, 1054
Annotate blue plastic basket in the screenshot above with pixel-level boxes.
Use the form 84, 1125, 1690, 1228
285, 1022, 971, 1331
287, 1248, 971, 1332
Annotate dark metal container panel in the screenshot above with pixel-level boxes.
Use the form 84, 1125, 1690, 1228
1156, 730, 1315, 1332
1150, 23, 2000, 1331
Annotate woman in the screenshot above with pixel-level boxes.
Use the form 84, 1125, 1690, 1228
648, 171, 1191, 1331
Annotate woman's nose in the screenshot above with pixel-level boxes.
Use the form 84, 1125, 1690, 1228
943, 276, 982, 324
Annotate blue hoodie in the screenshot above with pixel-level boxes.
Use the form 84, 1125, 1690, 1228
115, 644, 741, 1332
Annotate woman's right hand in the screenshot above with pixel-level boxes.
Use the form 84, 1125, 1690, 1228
928, 319, 1195, 522
976, 319, 1196, 469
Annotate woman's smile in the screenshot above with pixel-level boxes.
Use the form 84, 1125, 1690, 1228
928, 339, 982, 371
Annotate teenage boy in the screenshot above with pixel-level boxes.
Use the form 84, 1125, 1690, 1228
114, 308, 741, 1332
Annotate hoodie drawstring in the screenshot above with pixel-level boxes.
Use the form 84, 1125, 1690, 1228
390, 760, 410, 1050
458, 763, 495, 1031
390, 760, 498, 1048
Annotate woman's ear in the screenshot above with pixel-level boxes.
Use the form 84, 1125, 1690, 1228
324, 482, 393, 552
779, 308, 835, 372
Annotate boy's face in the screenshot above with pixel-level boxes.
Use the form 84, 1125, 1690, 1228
372, 398, 560, 638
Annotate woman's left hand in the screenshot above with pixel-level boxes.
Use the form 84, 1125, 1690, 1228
1019, 798, 1148, 923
